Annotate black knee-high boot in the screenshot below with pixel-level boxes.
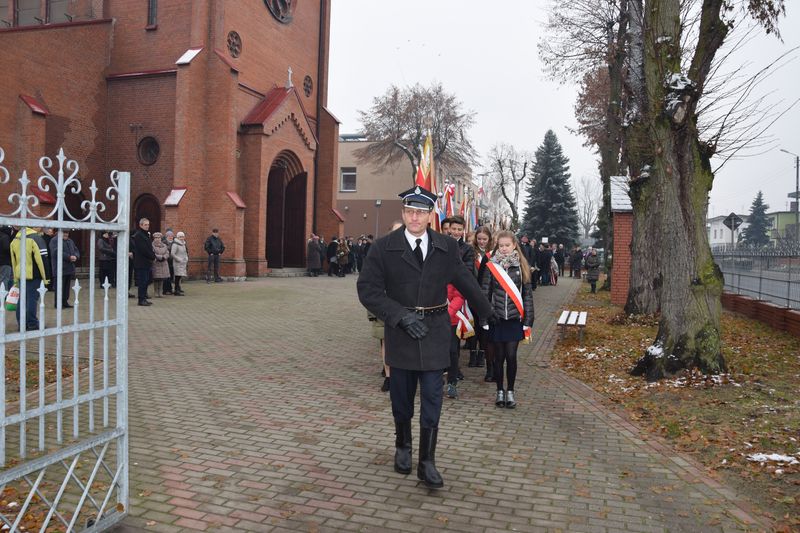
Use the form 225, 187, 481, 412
417, 427, 443, 489
468, 350, 478, 367
394, 420, 412, 475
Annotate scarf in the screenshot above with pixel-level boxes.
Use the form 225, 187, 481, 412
492, 249, 520, 270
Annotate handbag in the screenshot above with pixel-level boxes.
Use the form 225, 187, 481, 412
5, 285, 20, 311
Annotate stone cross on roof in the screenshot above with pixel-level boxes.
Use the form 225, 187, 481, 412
286, 66, 294, 89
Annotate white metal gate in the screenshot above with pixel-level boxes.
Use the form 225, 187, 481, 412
0, 147, 130, 532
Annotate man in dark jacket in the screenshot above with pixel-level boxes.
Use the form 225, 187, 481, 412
49, 229, 80, 308
203, 228, 225, 283
326, 236, 339, 277
357, 186, 493, 490
132, 218, 155, 306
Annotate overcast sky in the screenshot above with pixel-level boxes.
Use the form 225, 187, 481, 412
328, 0, 800, 218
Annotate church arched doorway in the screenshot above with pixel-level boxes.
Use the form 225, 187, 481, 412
266, 151, 307, 268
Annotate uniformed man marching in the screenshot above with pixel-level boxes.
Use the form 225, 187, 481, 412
357, 186, 493, 489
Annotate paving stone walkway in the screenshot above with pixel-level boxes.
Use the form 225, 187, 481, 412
113, 274, 766, 532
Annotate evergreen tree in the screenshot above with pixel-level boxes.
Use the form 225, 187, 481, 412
740, 191, 771, 248
520, 130, 580, 245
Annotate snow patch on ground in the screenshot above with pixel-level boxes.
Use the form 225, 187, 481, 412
747, 453, 799, 465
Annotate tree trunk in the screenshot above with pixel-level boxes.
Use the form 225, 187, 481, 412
629, 0, 727, 380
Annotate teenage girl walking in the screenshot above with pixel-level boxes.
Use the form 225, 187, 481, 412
471, 226, 495, 381
480, 231, 534, 408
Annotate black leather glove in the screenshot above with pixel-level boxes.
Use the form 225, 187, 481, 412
398, 312, 429, 340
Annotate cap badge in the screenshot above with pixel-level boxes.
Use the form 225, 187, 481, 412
414, 186, 421, 195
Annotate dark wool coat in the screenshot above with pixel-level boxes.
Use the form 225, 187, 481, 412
357, 227, 492, 371
458, 239, 476, 277
585, 254, 601, 281
306, 240, 322, 269
132, 229, 155, 269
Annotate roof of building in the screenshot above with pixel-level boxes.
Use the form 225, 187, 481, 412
610, 175, 632, 212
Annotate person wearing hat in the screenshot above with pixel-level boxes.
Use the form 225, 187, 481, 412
49, 228, 80, 309
357, 185, 493, 489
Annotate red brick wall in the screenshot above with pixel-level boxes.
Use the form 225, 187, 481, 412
611, 212, 632, 306
315, 107, 340, 241
0, 21, 112, 200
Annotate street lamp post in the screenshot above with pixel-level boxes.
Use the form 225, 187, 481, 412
375, 199, 382, 236
779, 149, 800, 244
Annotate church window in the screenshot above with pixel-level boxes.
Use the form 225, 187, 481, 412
303, 75, 313, 97
227, 31, 242, 58
137, 137, 160, 166
147, 0, 157, 27
340, 167, 357, 192
0, 1, 10, 27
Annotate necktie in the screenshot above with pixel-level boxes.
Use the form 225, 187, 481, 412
414, 238, 424, 266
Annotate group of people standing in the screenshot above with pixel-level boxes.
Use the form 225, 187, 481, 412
130, 219, 225, 306
306, 234, 373, 277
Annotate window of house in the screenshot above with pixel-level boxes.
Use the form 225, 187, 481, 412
713, 229, 717, 239
0, 1, 10, 27
137, 137, 160, 166
16, 0, 41, 26
340, 167, 356, 192
47, 0, 69, 23
147, 0, 157, 27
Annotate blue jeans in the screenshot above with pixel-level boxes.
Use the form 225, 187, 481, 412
15, 279, 43, 330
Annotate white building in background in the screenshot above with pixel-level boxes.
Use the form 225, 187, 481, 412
707, 214, 749, 249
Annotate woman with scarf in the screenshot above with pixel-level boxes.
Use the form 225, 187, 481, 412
470, 226, 496, 381
480, 231, 534, 409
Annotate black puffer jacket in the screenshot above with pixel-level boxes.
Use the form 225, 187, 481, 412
480, 259, 534, 327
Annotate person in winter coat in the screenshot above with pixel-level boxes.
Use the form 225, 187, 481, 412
203, 228, 225, 283
151, 232, 170, 297
306, 234, 322, 276
470, 226, 495, 381
554, 244, 566, 277
326, 237, 339, 277
10, 227, 49, 330
357, 186, 493, 490
170, 232, 189, 295
97, 231, 116, 287
537, 244, 553, 286
49, 229, 80, 308
0, 225, 14, 291
336, 238, 350, 276
132, 218, 155, 306
585, 248, 601, 293
480, 231, 534, 409
445, 284, 466, 399
162, 230, 175, 295
571, 246, 584, 278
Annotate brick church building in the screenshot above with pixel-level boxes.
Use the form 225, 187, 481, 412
0, 0, 340, 277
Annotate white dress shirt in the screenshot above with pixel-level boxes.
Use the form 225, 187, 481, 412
404, 229, 429, 261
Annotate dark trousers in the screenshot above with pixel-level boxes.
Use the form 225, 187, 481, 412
135, 267, 151, 302
99, 260, 115, 287
389, 368, 445, 429
447, 326, 460, 385
163, 260, 174, 293
207, 254, 221, 280
52, 273, 74, 307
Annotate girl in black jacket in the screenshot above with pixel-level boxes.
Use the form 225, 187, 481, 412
480, 231, 534, 408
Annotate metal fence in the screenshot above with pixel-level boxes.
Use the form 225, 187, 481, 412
0, 147, 130, 532
713, 247, 800, 310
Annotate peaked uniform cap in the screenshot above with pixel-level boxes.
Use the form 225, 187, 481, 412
399, 186, 436, 211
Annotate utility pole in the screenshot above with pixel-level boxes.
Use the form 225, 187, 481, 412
779, 149, 800, 245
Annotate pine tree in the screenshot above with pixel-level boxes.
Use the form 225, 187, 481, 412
740, 191, 771, 248
520, 130, 580, 245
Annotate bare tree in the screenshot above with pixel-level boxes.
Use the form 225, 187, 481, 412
479, 172, 512, 230
484, 144, 532, 231
625, 0, 786, 380
575, 176, 601, 239
354, 83, 478, 183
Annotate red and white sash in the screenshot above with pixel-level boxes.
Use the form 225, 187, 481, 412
474, 250, 491, 272
486, 261, 531, 341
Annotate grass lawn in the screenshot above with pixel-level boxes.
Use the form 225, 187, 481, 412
551, 289, 800, 530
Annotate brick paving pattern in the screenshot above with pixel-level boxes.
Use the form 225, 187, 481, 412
113, 275, 765, 532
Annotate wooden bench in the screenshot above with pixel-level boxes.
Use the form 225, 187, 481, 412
557, 310, 588, 344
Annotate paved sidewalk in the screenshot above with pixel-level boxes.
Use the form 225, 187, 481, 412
114, 275, 765, 532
